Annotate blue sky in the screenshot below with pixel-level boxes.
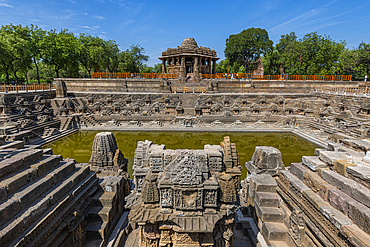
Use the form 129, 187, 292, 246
0, 0, 369, 66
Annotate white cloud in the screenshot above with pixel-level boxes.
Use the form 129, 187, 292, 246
0, 3, 13, 8
94, 15, 106, 20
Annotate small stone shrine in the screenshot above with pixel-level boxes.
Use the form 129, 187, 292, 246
159, 38, 219, 82
89, 131, 128, 172
126, 136, 242, 246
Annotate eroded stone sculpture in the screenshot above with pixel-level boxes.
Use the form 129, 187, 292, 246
89, 132, 128, 171
127, 136, 242, 247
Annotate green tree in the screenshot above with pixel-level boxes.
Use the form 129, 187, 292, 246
153, 63, 162, 73
119, 44, 149, 72
263, 49, 283, 75
225, 28, 273, 72
41, 29, 80, 78
29, 25, 46, 83
0, 24, 33, 83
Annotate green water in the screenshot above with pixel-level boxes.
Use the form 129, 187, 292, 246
44, 131, 320, 179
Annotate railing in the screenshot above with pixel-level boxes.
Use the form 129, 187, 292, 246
315, 86, 369, 94
0, 83, 54, 92
91, 72, 178, 79
201, 73, 352, 81
172, 87, 207, 93
91, 72, 352, 81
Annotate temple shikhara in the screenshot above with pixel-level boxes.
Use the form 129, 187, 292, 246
159, 38, 219, 82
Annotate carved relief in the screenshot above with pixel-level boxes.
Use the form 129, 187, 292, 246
218, 173, 237, 203
160, 188, 173, 207
142, 174, 160, 203
289, 207, 306, 246
204, 190, 217, 207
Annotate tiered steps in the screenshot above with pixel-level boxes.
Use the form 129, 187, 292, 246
0, 144, 98, 246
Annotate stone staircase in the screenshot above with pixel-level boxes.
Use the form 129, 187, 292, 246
0, 144, 99, 247
277, 147, 370, 247
248, 174, 292, 247
79, 115, 101, 127
59, 116, 73, 131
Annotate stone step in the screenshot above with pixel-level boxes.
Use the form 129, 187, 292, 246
91, 190, 116, 207
88, 206, 112, 223
269, 241, 291, 247
256, 206, 285, 223
45, 159, 75, 184
86, 222, 109, 240
261, 222, 288, 242
321, 169, 370, 208
0, 169, 96, 246
254, 192, 279, 208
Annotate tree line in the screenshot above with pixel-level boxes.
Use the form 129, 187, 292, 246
218, 28, 370, 81
0, 24, 161, 84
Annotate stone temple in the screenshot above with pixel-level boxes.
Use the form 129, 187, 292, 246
0, 44, 370, 246
159, 38, 219, 82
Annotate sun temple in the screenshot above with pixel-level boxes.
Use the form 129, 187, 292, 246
159, 38, 219, 82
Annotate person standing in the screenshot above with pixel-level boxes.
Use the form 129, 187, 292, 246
365, 74, 368, 82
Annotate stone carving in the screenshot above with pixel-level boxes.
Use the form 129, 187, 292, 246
289, 207, 306, 246
89, 132, 128, 171
142, 173, 160, 203
55, 80, 67, 98
128, 136, 241, 246
168, 150, 208, 185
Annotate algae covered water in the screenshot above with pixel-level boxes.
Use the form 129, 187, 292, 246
44, 131, 319, 179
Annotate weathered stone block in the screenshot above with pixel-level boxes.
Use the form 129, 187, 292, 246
280, 170, 310, 194
256, 205, 284, 223
0, 218, 24, 247
303, 170, 327, 192
48, 180, 73, 205
252, 146, 283, 170
321, 170, 370, 207
0, 199, 20, 222
31, 155, 62, 177
342, 139, 370, 152
0, 185, 7, 201
302, 156, 327, 171
22, 197, 50, 227
302, 190, 329, 210
319, 151, 350, 166
0, 158, 23, 178
46, 160, 75, 184
341, 225, 370, 247
328, 189, 354, 216
0, 168, 37, 194
261, 222, 288, 242
314, 148, 325, 156
318, 183, 337, 201
333, 160, 355, 176
254, 192, 279, 208
346, 166, 370, 183
289, 163, 308, 181
10, 149, 43, 167
348, 201, 370, 234
12, 177, 52, 207
320, 206, 352, 230
250, 174, 277, 195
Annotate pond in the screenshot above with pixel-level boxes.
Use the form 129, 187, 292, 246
44, 131, 320, 179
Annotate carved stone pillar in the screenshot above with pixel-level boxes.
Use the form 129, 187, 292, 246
179, 57, 185, 79
194, 57, 200, 80
212, 59, 216, 74
162, 59, 165, 74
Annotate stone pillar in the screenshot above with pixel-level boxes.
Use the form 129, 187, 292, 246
212, 60, 216, 74
162, 59, 165, 74
194, 57, 200, 81
55, 80, 67, 98
179, 57, 185, 79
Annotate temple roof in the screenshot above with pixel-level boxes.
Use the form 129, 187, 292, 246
159, 37, 218, 59
181, 38, 198, 49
